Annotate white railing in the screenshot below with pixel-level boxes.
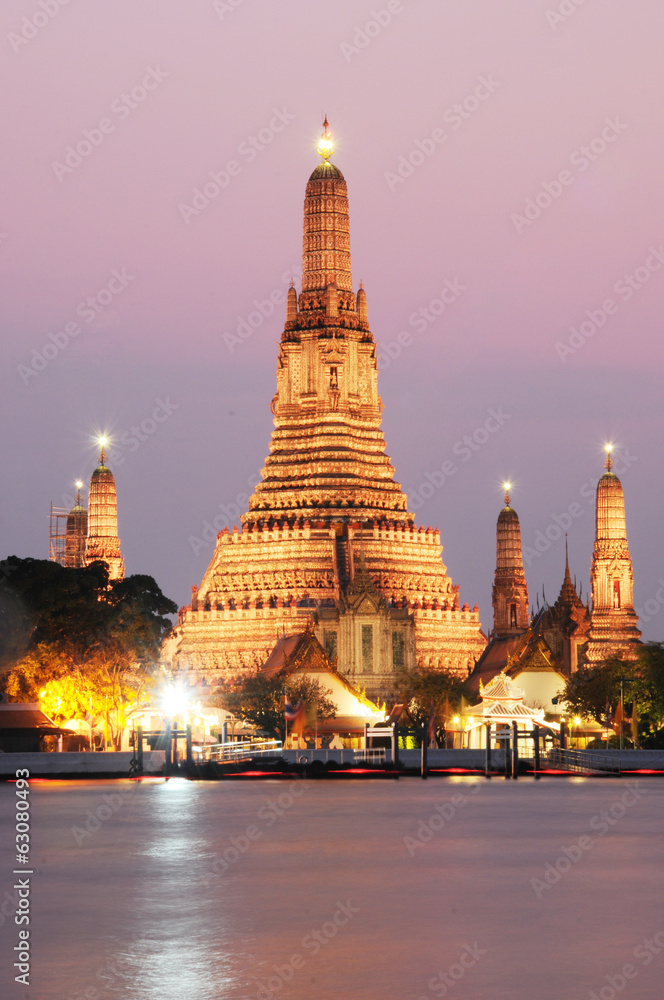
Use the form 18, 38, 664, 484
195, 739, 282, 762
544, 747, 621, 774
286, 748, 388, 766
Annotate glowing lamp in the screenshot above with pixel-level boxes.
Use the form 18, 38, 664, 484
161, 682, 189, 721
317, 117, 335, 161
452, 716, 460, 724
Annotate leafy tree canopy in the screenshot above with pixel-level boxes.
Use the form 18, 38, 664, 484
395, 666, 466, 728
563, 644, 664, 746
0, 556, 177, 667
215, 670, 337, 742
3, 644, 151, 749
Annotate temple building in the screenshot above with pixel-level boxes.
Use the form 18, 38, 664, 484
84, 439, 124, 581
49, 438, 124, 581
63, 481, 87, 569
168, 121, 486, 700
467, 447, 642, 712
466, 492, 589, 713
584, 446, 641, 663
492, 484, 529, 638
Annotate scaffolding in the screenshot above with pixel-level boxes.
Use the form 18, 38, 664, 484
48, 504, 68, 566
49, 501, 87, 568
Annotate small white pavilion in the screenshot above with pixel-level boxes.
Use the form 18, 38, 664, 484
450, 672, 560, 750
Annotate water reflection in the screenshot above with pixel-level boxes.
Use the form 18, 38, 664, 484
4, 777, 662, 1000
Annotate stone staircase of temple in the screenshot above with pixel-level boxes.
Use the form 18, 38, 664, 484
335, 533, 350, 590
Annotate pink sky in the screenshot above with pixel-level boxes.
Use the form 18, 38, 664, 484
1, 0, 663, 639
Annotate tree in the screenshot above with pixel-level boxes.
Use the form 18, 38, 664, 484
0, 557, 177, 667
395, 666, 465, 731
562, 656, 628, 723
4, 645, 151, 750
562, 645, 664, 747
216, 670, 337, 742
0, 557, 175, 746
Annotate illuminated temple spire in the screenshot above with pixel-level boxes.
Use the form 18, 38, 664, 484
247, 118, 409, 523
492, 484, 529, 636
85, 437, 124, 581
64, 480, 87, 569
173, 124, 486, 691
585, 445, 640, 663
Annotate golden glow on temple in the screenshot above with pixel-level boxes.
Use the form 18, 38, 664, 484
317, 116, 335, 160
604, 442, 614, 472
586, 449, 640, 662
167, 128, 485, 697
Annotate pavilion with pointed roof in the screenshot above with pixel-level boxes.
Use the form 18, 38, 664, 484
452, 671, 560, 750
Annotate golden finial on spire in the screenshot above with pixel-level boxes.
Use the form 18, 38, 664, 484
317, 116, 335, 161
604, 443, 614, 472
503, 481, 512, 506
75, 480, 84, 506
97, 435, 108, 465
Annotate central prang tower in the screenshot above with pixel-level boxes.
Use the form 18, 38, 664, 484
169, 122, 485, 698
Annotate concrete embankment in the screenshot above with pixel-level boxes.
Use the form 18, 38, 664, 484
0, 750, 165, 779
2, 748, 664, 779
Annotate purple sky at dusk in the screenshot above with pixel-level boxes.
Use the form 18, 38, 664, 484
2, 0, 663, 640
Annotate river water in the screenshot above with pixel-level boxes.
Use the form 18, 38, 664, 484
1, 774, 663, 1000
